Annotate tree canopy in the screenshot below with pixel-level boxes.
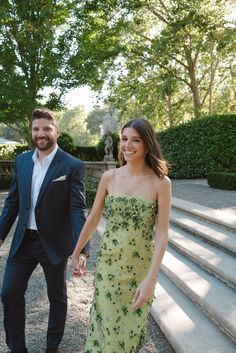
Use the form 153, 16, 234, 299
70, 0, 235, 127
0, 0, 72, 139
0, 0, 235, 140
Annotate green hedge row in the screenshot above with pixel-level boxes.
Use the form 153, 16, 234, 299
157, 114, 236, 178
0, 173, 13, 190
207, 172, 236, 190
85, 177, 99, 209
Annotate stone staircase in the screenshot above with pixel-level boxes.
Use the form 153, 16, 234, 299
151, 198, 236, 353
97, 197, 236, 353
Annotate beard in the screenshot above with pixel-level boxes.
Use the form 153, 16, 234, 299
33, 137, 56, 151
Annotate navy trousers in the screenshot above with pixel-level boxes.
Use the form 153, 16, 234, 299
1, 231, 68, 352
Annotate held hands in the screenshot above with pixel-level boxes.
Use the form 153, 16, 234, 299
131, 276, 156, 310
72, 253, 87, 277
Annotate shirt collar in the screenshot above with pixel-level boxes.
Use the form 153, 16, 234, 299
32, 145, 59, 166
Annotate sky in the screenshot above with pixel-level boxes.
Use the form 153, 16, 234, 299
63, 86, 100, 112
41, 85, 104, 113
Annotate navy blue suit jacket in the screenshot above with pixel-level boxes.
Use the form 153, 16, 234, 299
0, 148, 87, 264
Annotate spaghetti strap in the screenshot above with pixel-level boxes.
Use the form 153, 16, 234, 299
110, 169, 116, 194
149, 175, 157, 199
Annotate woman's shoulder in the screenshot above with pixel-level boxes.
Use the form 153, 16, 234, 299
159, 175, 171, 185
154, 175, 171, 194
101, 168, 116, 182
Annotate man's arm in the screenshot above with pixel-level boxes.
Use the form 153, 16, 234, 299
0, 161, 19, 242
69, 161, 89, 254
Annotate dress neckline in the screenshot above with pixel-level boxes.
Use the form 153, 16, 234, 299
106, 193, 157, 204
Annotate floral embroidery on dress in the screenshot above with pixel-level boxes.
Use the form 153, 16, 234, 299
85, 195, 157, 353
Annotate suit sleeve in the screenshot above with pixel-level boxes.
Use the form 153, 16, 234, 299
0, 159, 19, 242
69, 161, 89, 253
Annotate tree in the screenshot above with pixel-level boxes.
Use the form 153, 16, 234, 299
71, 0, 235, 123
0, 123, 21, 141
1, 0, 235, 140
86, 107, 119, 135
0, 0, 72, 141
59, 105, 101, 146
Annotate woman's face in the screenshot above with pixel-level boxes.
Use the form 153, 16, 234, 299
120, 127, 147, 163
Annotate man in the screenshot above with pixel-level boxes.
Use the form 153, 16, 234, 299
0, 108, 88, 353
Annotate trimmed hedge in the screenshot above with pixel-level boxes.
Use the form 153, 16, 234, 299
157, 114, 236, 178
85, 177, 99, 209
76, 146, 101, 161
207, 172, 236, 190
76, 132, 120, 161
0, 173, 13, 190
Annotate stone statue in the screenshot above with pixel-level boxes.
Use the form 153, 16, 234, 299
104, 132, 114, 161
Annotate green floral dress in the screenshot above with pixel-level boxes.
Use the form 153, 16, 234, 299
85, 194, 157, 353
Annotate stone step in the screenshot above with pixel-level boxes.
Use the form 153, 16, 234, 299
151, 273, 236, 353
172, 198, 236, 232
169, 226, 236, 289
97, 215, 236, 289
161, 247, 236, 343
170, 208, 236, 256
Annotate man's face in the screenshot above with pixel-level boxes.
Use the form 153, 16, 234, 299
31, 118, 60, 152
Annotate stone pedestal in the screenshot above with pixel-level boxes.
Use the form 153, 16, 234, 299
85, 161, 117, 180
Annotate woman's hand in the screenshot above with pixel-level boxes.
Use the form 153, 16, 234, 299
72, 253, 87, 277
131, 276, 156, 310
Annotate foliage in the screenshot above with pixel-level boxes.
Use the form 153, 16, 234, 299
207, 172, 236, 190
0, 124, 21, 141
0, 1, 73, 140
157, 114, 236, 178
76, 131, 120, 161
64, 1, 125, 91
0, 144, 18, 160
1, 0, 235, 140
0, 143, 30, 160
58, 105, 95, 146
85, 176, 99, 209
58, 132, 76, 155
76, 146, 100, 161
0, 172, 13, 190
86, 107, 119, 135
70, 0, 235, 127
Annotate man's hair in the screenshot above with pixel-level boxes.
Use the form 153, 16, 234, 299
30, 108, 59, 128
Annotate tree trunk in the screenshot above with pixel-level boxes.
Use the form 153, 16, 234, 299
165, 95, 174, 127
184, 46, 202, 118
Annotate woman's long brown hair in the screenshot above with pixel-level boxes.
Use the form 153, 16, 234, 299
118, 118, 169, 177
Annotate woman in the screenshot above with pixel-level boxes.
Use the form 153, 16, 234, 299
72, 118, 171, 352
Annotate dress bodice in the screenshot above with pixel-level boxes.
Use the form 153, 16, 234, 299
104, 194, 157, 235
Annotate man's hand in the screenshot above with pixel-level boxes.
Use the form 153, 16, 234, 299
72, 253, 87, 277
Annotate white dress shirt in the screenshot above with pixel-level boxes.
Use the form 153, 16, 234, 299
27, 145, 59, 230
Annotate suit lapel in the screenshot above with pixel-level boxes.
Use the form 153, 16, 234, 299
36, 148, 64, 206
24, 152, 34, 207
